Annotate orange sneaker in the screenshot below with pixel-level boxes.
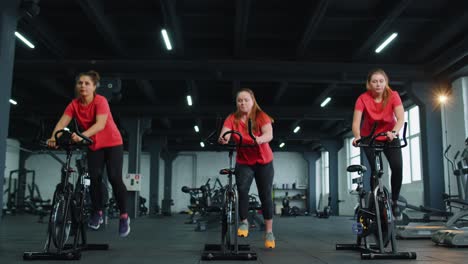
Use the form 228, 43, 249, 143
264, 232, 275, 249
237, 221, 249, 237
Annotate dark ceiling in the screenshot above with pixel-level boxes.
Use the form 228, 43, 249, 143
9, 0, 468, 151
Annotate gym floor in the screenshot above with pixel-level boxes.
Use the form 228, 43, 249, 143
1, 214, 467, 263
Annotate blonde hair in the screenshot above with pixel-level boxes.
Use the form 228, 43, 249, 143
366, 68, 392, 108
233, 88, 274, 133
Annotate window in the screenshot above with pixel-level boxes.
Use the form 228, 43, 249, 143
321, 151, 329, 194
347, 138, 361, 190
400, 106, 422, 183
316, 158, 321, 208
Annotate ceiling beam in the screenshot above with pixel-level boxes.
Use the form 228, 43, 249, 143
18, 16, 69, 59
312, 83, 336, 106
427, 33, 468, 77
75, 0, 127, 56
160, 0, 184, 55
161, 117, 172, 129
39, 79, 73, 100
232, 80, 240, 97
234, 0, 251, 58
135, 80, 174, 128
147, 128, 328, 139
412, 12, 468, 63
14, 60, 427, 82
352, 0, 413, 60
296, 0, 329, 58
273, 81, 288, 104
136, 80, 158, 104
15, 105, 351, 120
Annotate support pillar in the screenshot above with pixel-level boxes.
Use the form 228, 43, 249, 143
321, 139, 343, 215
121, 118, 151, 218
161, 150, 177, 216
147, 136, 165, 215
302, 151, 320, 214
0, 0, 20, 221
407, 81, 445, 209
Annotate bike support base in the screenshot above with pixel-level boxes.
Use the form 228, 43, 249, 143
202, 244, 257, 261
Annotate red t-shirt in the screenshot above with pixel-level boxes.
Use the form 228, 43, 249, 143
64, 94, 123, 151
223, 112, 274, 165
355, 90, 402, 140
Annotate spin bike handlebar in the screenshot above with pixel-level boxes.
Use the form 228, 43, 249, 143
50, 128, 93, 149
220, 118, 257, 148
356, 122, 408, 149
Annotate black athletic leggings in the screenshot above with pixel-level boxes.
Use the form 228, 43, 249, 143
87, 145, 127, 214
362, 139, 403, 202
235, 162, 274, 220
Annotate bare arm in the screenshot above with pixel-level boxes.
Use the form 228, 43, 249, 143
71, 114, 107, 142
256, 123, 273, 144
352, 110, 363, 146
385, 105, 405, 141
392, 105, 405, 133
218, 126, 231, 144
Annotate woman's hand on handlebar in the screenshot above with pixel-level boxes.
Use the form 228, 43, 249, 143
218, 135, 229, 145
385, 131, 396, 142
71, 132, 84, 143
47, 138, 58, 149
352, 137, 361, 147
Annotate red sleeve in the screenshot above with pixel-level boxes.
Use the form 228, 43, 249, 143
257, 111, 272, 128
354, 95, 365, 112
95, 95, 110, 115
392, 91, 402, 108
223, 114, 234, 130
63, 101, 75, 118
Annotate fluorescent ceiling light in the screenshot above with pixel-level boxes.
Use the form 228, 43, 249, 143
9, 99, 17, 105
320, 97, 331, 107
161, 29, 172, 50
186, 95, 192, 106
194, 125, 199, 133
375, 32, 398, 53
279, 142, 285, 148
15, 31, 35, 49
200, 142, 205, 148
293, 126, 301, 133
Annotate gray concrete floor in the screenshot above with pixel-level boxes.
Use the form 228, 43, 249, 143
1, 213, 467, 263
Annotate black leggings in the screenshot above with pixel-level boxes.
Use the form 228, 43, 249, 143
363, 139, 403, 202
235, 162, 274, 220
87, 145, 127, 214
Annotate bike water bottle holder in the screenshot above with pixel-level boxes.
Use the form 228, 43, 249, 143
352, 222, 364, 235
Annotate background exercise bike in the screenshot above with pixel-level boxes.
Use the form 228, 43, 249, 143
24, 127, 109, 260
201, 119, 257, 261
336, 122, 417, 260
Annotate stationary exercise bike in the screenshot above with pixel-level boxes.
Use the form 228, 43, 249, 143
336, 122, 417, 260
24, 127, 109, 260
201, 120, 257, 261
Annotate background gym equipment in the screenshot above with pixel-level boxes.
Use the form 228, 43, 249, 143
397, 142, 468, 240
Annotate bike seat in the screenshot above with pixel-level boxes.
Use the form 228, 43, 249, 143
219, 168, 235, 175
347, 165, 367, 173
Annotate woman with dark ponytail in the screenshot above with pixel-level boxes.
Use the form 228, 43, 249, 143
48, 70, 130, 237
351, 68, 405, 219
